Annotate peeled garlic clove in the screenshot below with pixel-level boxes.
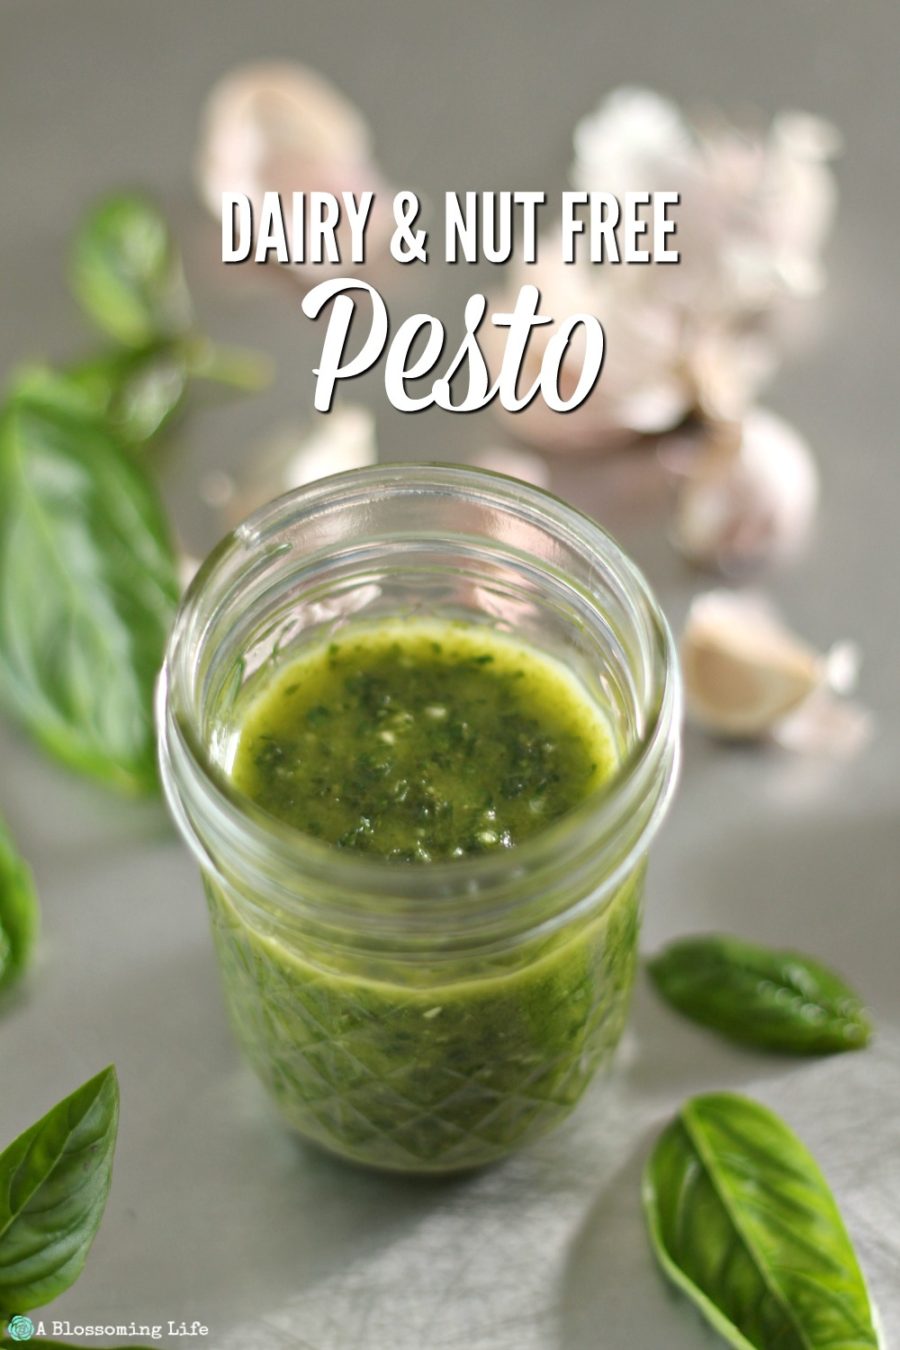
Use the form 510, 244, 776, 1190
681, 590, 824, 737
673, 407, 819, 573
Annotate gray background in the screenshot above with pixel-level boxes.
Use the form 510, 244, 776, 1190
1, 1, 898, 1346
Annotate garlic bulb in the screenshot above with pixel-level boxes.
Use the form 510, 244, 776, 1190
672, 407, 819, 573
490, 87, 838, 457
681, 590, 868, 754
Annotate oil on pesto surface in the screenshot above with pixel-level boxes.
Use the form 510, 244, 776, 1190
229, 622, 618, 860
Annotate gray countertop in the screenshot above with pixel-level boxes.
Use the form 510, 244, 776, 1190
1, 2, 898, 1347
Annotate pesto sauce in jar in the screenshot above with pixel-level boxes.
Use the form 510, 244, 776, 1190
230, 623, 618, 859
211, 620, 642, 1172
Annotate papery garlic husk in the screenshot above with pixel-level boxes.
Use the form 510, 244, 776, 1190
681, 590, 867, 753
196, 62, 391, 278
672, 406, 819, 573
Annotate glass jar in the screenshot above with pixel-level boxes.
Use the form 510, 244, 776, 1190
157, 464, 680, 1173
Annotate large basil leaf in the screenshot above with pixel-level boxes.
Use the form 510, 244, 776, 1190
647, 934, 871, 1054
0, 818, 38, 996
0, 1067, 119, 1315
70, 195, 192, 348
643, 1093, 880, 1349
0, 369, 180, 793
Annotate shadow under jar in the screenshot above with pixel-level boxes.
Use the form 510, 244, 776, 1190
157, 464, 681, 1173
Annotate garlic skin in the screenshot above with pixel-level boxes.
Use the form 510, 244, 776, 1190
196, 62, 391, 277
672, 407, 819, 573
681, 590, 869, 756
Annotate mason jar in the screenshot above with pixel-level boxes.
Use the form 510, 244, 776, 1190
157, 464, 680, 1173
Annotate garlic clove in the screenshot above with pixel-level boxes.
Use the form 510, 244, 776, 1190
195, 63, 390, 277
219, 405, 378, 527
672, 406, 819, 574
469, 445, 550, 488
681, 590, 869, 754
197, 62, 374, 215
681, 590, 823, 737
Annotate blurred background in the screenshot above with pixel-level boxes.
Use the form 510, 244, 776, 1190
1, 2, 898, 1347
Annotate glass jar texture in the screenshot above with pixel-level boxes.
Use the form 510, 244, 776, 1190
157, 464, 681, 1173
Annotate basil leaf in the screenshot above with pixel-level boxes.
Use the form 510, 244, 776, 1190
647, 934, 871, 1054
643, 1093, 880, 1349
0, 1067, 119, 1315
69, 345, 188, 448
0, 818, 38, 996
70, 195, 192, 348
0, 369, 180, 793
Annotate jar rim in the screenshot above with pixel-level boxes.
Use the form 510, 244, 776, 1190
157, 463, 681, 927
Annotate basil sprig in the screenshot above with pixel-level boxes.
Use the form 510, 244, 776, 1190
0, 369, 180, 793
648, 933, 872, 1054
0, 1068, 119, 1319
0, 817, 38, 996
644, 1093, 880, 1349
0, 194, 268, 792
68, 193, 269, 450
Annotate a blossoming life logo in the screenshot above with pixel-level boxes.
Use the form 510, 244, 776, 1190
7, 1315, 35, 1341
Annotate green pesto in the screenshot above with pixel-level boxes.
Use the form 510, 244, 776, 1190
229, 623, 617, 860
206, 865, 643, 1172
212, 620, 641, 1172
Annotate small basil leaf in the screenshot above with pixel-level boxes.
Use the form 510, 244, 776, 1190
647, 934, 871, 1054
0, 817, 38, 996
0, 368, 180, 793
0, 1067, 119, 1314
643, 1093, 880, 1350
70, 194, 192, 348
69, 345, 188, 448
